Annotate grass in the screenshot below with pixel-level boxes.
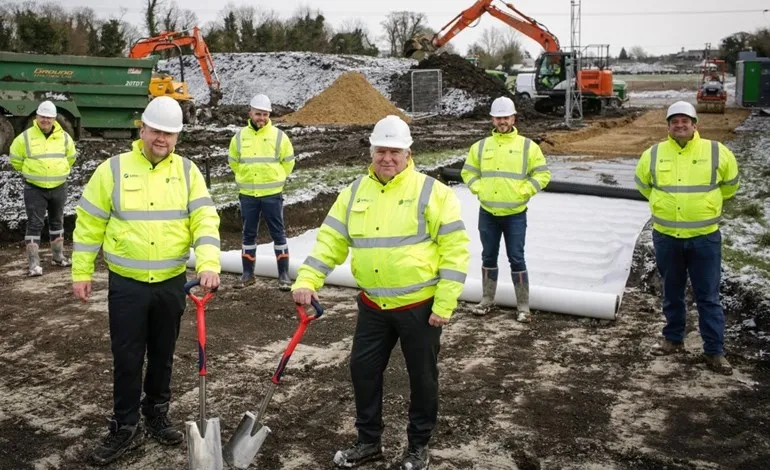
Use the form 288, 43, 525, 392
758, 232, 770, 248
723, 246, 770, 276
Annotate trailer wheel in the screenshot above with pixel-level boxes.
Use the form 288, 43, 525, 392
0, 116, 14, 156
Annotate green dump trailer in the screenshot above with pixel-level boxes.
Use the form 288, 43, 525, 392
0, 52, 158, 154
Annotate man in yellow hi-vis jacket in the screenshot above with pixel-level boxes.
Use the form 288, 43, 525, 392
461, 96, 551, 322
635, 101, 739, 376
229, 93, 295, 290
71, 96, 221, 466
293, 115, 469, 470
9, 100, 77, 276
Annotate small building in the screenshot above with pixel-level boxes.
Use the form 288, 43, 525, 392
735, 58, 770, 107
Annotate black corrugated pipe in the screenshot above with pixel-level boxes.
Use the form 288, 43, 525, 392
439, 168, 647, 202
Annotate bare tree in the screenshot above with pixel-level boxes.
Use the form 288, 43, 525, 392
161, 1, 198, 32
381, 11, 428, 57
629, 45, 648, 60
145, 0, 161, 36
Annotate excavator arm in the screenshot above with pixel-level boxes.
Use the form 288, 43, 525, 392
129, 26, 222, 105
404, 0, 560, 56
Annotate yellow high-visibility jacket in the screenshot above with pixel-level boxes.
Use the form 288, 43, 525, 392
9, 120, 77, 188
635, 131, 739, 238
72, 140, 221, 283
461, 128, 551, 216
228, 120, 295, 197
293, 160, 470, 318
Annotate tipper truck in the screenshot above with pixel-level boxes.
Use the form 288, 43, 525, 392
0, 51, 159, 155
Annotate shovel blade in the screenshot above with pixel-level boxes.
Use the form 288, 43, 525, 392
223, 411, 272, 469
186, 418, 223, 470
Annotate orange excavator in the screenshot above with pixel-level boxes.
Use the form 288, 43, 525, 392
404, 0, 619, 113
129, 26, 222, 123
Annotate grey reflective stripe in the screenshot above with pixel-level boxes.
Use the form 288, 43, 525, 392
110, 156, 121, 211
228, 156, 238, 164
650, 144, 659, 188
194, 236, 220, 248
466, 176, 480, 187
528, 177, 542, 192
483, 171, 527, 179
274, 243, 288, 250
462, 163, 480, 175
64, 133, 69, 154
416, 177, 435, 239
239, 156, 276, 163
78, 196, 110, 219
237, 181, 285, 190
345, 177, 365, 227
304, 256, 332, 275
634, 175, 650, 190
25, 236, 40, 242
652, 215, 721, 228
10, 154, 23, 162
481, 199, 527, 209
22, 173, 67, 182
439, 269, 467, 283
477, 138, 487, 157
655, 184, 718, 193
722, 175, 739, 186
323, 215, 349, 239
283, 154, 295, 162
74, 242, 101, 252
365, 277, 440, 298
115, 210, 189, 221
438, 220, 465, 236
530, 165, 549, 173
28, 152, 66, 159
183, 157, 191, 196
710, 141, 718, 186
521, 138, 531, 175
242, 244, 257, 250
49, 229, 64, 236
23, 130, 31, 157
235, 129, 242, 156
104, 252, 189, 270
275, 130, 284, 159
188, 196, 214, 212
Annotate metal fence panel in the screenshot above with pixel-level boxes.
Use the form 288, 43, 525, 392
411, 69, 442, 114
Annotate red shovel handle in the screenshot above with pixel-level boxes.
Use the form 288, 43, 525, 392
271, 299, 324, 384
185, 279, 217, 377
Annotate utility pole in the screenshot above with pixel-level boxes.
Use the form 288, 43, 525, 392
566, 0, 583, 128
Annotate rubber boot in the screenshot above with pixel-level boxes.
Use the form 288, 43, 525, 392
513, 270, 531, 323
27, 243, 43, 277
234, 250, 256, 289
276, 247, 291, 291
472, 267, 498, 316
51, 236, 71, 266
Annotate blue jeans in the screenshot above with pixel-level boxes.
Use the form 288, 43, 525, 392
479, 208, 527, 272
652, 229, 725, 355
239, 193, 287, 248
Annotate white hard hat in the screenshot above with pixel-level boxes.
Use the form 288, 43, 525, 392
666, 101, 697, 122
369, 115, 413, 149
142, 96, 184, 133
249, 94, 272, 112
36, 101, 57, 118
490, 96, 516, 117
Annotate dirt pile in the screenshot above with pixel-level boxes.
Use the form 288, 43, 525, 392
391, 53, 539, 119
281, 72, 411, 126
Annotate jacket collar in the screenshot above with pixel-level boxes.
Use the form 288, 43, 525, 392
131, 139, 176, 166
491, 126, 519, 141
247, 119, 273, 133
368, 159, 415, 187
667, 130, 701, 150
32, 119, 62, 136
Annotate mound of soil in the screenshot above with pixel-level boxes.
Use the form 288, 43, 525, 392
391, 53, 539, 119
281, 72, 411, 126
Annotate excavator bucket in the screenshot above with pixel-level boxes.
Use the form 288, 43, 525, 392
403, 38, 422, 58
403, 36, 435, 58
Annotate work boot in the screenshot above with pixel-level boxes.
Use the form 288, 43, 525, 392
332, 440, 383, 468
26, 243, 43, 277
142, 402, 183, 446
275, 245, 291, 292
472, 267, 498, 316
650, 339, 685, 356
703, 354, 733, 375
234, 251, 256, 289
399, 444, 430, 470
91, 419, 143, 466
50, 237, 71, 267
512, 270, 531, 323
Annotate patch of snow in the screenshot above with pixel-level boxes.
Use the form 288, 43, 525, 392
440, 88, 486, 116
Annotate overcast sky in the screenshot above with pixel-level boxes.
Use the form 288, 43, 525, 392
53, 0, 769, 58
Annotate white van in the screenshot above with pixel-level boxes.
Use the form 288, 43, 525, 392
514, 72, 538, 99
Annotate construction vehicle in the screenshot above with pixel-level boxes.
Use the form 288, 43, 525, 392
128, 26, 222, 124
0, 51, 158, 155
404, 0, 621, 113
696, 57, 727, 114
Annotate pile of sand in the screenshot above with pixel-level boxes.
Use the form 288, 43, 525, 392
281, 72, 411, 125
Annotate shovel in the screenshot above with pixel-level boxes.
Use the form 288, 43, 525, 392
223, 298, 325, 469
184, 279, 223, 470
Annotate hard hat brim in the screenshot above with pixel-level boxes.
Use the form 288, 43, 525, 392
250, 106, 272, 112
490, 111, 517, 117
666, 113, 698, 123
369, 137, 413, 149
142, 116, 183, 133
36, 111, 57, 118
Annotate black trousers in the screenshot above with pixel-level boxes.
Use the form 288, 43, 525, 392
107, 271, 186, 426
23, 182, 67, 243
351, 296, 442, 447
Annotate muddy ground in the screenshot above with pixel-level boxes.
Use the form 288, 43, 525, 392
1, 108, 769, 470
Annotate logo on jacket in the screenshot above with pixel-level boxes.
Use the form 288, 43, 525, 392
399, 198, 415, 206
123, 173, 139, 179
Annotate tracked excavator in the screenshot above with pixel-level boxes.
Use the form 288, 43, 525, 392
404, 0, 620, 113
696, 57, 727, 114
129, 26, 222, 124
